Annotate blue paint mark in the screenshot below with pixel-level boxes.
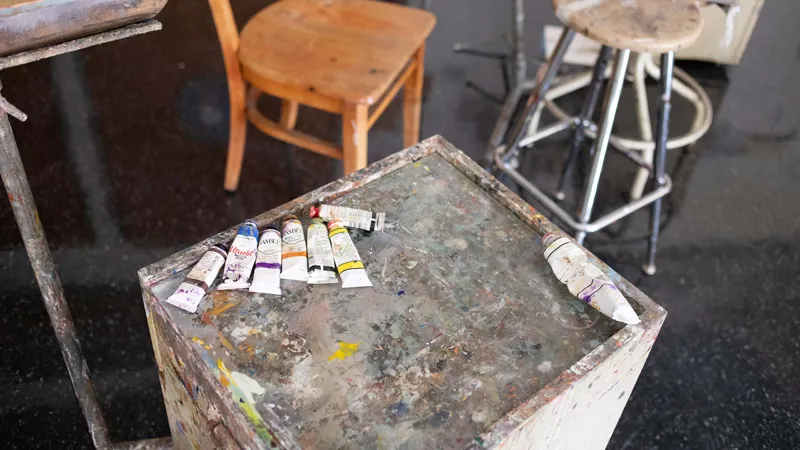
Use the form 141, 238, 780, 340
175, 420, 186, 434
240, 397, 245, 403
397, 290, 405, 296
388, 401, 409, 416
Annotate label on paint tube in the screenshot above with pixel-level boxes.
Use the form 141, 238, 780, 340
311, 204, 385, 232
542, 234, 640, 325
307, 219, 338, 284
249, 228, 282, 295
280, 217, 308, 282
166, 245, 227, 313
219, 220, 259, 290
328, 221, 372, 288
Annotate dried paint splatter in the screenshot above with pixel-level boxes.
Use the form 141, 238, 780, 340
328, 341, 360, 361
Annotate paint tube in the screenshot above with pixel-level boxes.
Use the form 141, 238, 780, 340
542, 233, 640, 325
249, 226, 282, 295
328, 220, 372, 288
307, 218, 338, 284
166, 244, 228, 313
310, 204, 385, 232
219, 220, 259, 290
280, 215, 308, 282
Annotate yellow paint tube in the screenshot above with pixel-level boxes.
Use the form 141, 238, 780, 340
327, 220, 372, 288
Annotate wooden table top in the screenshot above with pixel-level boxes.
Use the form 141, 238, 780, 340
141, 137, 664, 449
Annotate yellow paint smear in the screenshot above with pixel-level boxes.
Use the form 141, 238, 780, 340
192, 337, 204, 345
218, 332, 235, 352
210, 302, 236, 316
328, 341, 360, 361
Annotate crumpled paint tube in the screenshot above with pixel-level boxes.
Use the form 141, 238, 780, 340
280, 215, 308, 282
542, 233, 640, 325
166, 244, 228, 313
310, 204, 385, 232
219, 220, 259, 290
328, 220, 372, 288
307, 218, 338, 284
249, 226, 282, 295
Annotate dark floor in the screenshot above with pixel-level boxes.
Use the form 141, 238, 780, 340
1, 0, 799, 448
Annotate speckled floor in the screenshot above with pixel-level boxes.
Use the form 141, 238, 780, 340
1, 0, 799, 448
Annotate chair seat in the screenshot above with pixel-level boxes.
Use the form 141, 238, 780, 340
552, 0, 703, 53
239, 0, 435, 106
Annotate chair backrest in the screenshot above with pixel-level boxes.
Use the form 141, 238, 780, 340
207, 0, 245, 108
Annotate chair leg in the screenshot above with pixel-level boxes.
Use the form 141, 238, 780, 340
404, 44, 425, 148
554, 45, 613, 201
643, 52, 674, 275
280, 100, 299, 130
342, 103, 369, 174
223, 79, 247, 193
574, 49, 631, 244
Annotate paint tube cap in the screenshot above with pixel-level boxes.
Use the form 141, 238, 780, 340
243, 219, 258, 229
265, 224, 279, 231
311, 218, 324, 225
214, 243, 229, 254
542, 233, 558, 247
309, 205, 320, 219
283, 214, 298, 224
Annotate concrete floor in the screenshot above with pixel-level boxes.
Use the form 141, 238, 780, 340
1, 0, 799, 448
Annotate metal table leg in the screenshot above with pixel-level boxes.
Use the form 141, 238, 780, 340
0, 103, 111, 448
644, 52, 675, 275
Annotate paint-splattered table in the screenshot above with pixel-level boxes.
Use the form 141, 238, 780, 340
138, 136, 667, 449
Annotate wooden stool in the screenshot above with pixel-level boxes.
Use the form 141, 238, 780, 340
493, 0, 703, 275
208, 0, 436, 192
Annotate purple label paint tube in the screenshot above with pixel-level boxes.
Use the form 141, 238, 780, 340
166, 244, 228, 313
542, 234, 640, 325
280, 215, 309, 282
249, 226, 282, 295
307, 218, 338, 284
219, 219, 259, 290
328, 220, 372, 288
310, 204, 386, 232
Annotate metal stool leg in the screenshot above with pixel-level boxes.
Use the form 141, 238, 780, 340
499, 27, 575, 163
643, 52, 674, 275
575, 49, 631, 244
554, 46, 613, 201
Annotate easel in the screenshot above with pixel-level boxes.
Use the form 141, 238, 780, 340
0, 20, 171, 450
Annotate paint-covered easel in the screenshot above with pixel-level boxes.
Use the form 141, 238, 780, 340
0, 1, 167, 448
139, 136, 668, 449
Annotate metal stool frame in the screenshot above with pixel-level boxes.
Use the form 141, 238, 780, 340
492, 28, 676, 274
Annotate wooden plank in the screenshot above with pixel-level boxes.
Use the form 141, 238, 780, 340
0, 0, 168, 56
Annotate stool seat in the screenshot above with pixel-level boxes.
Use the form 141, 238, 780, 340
240, 0, 435, 105
552, 0, 703, 53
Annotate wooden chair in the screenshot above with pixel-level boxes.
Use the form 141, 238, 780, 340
207, 0, 436, 192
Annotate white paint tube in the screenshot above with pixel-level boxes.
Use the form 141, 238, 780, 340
542, 233, 640, 325
307, 218, 338, 284
249, 227, 282, 295
166, 244, 228, 313
280, 215, 308, 282
328, 220, 372, 288
219, 220, 259, 290
310, 204, 385, 232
